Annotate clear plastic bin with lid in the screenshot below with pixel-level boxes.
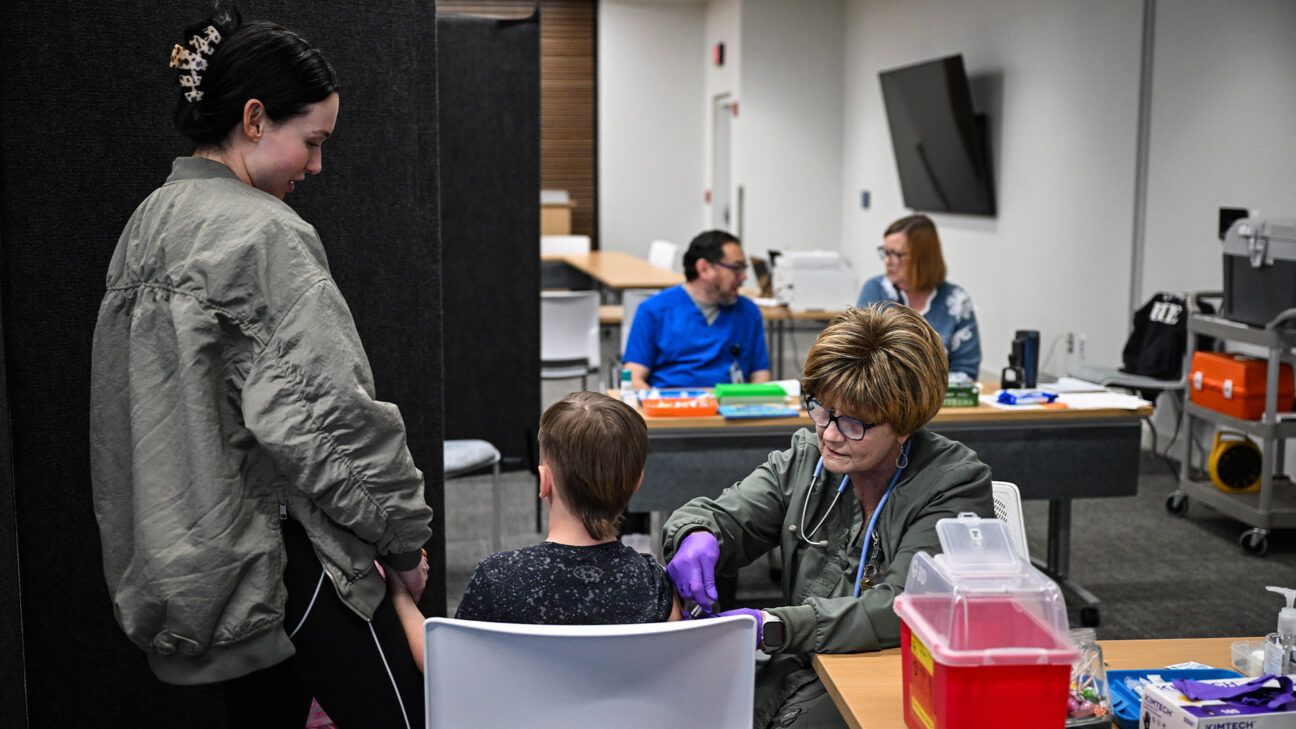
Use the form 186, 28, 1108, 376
893, 512, 1079, 729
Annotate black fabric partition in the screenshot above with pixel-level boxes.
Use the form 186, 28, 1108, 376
0, 2, 442, 726
437, 13, 541, 466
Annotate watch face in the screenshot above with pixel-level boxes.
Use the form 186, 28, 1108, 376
763, 620, 785, 650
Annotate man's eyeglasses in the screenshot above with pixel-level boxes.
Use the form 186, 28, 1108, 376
876, 246, 908, 261
711, 259, 749, 273
804, 398, 875, 440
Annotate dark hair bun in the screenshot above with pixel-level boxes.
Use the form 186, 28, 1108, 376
172, 5, 338, 147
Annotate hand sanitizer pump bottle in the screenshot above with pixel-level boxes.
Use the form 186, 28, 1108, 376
1261, 585, 1296, 676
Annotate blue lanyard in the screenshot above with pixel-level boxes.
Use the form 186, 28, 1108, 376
852, 440, 911, 598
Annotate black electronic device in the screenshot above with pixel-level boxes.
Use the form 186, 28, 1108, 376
1001, 339, 1026, 390
1218, 207, 1248, 241
879, 54, 995, 216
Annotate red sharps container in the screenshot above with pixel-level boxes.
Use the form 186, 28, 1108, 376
893, 513, 1079, 729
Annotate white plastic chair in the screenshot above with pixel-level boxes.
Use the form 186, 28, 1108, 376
647, 239, 679, 271
620, 288, 658, 357
540, 234, 592, 256
991, 480, 1030, 561
424, 615, 756, 729
541, 290, 600, 389
444, 440, 502, 552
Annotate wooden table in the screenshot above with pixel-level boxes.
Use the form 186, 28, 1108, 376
628, 389, 1153, 626
597, 303, 843, 327
814, 637, 1245, 729
542, 251, 682, 291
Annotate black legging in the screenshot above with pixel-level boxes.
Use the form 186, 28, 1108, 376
223, 517, 425, 728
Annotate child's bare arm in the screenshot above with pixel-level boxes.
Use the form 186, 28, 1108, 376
667, 588, 683, 622
388, 574, 426, 672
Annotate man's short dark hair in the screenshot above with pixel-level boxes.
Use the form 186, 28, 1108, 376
683, 230, 741, 281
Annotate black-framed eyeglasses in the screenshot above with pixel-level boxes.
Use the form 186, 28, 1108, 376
876, 246, 908, 261
711, 259, 748, 273
804, 398, 875, 440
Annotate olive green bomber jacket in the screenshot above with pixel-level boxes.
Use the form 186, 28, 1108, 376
89, 157, 433, 685
663, 428, 992, 725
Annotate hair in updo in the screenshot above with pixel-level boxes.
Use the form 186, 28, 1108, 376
173, 6, 340, 147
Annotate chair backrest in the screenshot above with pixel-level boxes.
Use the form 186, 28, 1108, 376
620, 288, 658, 356
991, 481, 1030, 561
541, 290, 600, 366
646, 239, 679, 271
424, 616, 756, 729
541, 234, 592, 256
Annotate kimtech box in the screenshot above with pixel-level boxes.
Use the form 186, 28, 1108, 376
1140, 676, 1296, 729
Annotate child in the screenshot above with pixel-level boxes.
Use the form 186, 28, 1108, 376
391, 391, 680, 669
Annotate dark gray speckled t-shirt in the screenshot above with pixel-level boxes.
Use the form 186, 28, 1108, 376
454, 541, 675, 624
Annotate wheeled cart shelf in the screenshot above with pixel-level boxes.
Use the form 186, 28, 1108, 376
1169, 310, 1296, 556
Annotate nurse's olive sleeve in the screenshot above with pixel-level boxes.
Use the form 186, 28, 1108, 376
769, 460, 992, 655
242, 278, 433, 567
663, 444, 797, 573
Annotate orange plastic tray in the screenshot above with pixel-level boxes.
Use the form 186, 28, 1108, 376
640, 396, 719, 417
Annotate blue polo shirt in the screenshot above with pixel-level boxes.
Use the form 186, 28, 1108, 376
624, 285, 770, 388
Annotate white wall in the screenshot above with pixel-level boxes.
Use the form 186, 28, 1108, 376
739, 0, 845, 256
1142, 0, 1296, 298
841, 0, 1146, 380
702, 0, 742, 235
598, 0, 707, 257
1141, 0, 1296, 465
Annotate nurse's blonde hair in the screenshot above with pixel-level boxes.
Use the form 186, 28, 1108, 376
800, 303, 948, 436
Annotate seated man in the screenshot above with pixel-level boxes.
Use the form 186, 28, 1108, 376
624, 230, 772, 390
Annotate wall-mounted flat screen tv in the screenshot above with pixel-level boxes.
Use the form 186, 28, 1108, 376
879, 54, 995, 216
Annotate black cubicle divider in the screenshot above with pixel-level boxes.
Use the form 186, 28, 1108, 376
437, 12, 541, 466
0, 2, 442, 726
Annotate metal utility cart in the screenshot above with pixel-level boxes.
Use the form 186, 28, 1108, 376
1167, 308, 1296, 556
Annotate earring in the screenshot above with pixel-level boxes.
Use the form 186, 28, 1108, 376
895, 448, 909, 469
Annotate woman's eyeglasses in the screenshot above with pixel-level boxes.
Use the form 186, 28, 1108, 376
876, 246, 908, 261
804, 398, 875, 440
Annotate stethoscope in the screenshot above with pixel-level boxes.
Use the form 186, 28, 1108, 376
787, 440, 912, 598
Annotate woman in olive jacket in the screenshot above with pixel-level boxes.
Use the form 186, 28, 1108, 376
664, 303, 993, 729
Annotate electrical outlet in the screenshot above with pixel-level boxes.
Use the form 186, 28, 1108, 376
1065, 332, 1075, 354
1077, 334, 1087, 359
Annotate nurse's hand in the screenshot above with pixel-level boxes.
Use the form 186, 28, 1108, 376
666, 531, 720, 613
714, 608, 765, 650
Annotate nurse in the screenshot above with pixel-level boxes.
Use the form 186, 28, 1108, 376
663, 303, 993, 729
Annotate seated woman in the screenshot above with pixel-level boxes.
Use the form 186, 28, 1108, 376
663, 303, 993, 729
856, 214, 981, 382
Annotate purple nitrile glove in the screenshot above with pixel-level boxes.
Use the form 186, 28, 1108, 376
666, 531, 720, 613
715, 608, 764, 650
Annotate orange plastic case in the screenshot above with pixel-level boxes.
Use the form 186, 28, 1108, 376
1188, 352, 1295, 420
640, 396, 718, 418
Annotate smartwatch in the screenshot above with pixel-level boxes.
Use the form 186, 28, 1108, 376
759, 613, 785, 653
